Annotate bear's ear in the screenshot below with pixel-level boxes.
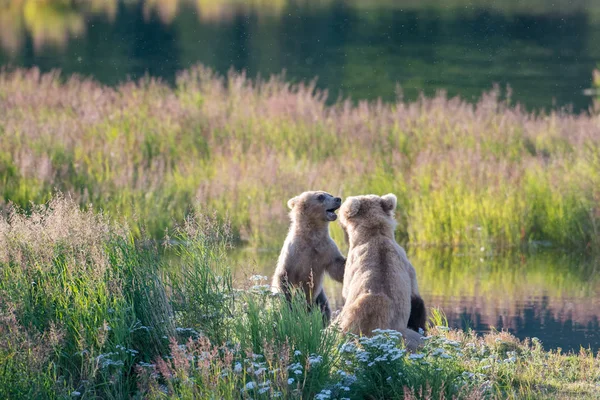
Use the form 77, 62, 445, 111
381, 193, 397, 212
287, 196, 299, 209
344, 197, 361, 219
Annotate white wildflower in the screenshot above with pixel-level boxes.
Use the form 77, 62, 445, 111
372, 329, 402, 337
315, 389, 332, 400
308, 355, 323, 365
340, 342, 357, 353
389, 348, 406, 361
250, 284, 272, 294
250, 275, 268, 281
259, 381, 271, 388
138, 362, 155, 368
356, 350, 371, 362
288, 362, 303, 374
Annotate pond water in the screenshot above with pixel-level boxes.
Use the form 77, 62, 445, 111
1, 0, 599, 111
234, 249, 600, 353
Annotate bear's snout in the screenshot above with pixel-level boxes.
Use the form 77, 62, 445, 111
334, 197, 342, 205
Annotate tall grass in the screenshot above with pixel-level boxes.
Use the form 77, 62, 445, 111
2, 197, 598, 399
0, 67, 598, 250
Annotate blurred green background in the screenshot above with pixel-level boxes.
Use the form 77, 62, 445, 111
2, 0, 600, 111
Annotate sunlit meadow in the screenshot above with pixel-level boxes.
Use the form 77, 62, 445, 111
1, 1, 600, 399
1, 66, 599, 251
2, 66, 599, 398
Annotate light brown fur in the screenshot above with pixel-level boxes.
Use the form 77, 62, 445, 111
335, 193, 424, 351
271, 191, 346, 323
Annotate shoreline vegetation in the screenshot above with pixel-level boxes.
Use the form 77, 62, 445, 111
1, 66, 599, 251
1, 197, 599, 399
245, 249, 600, 344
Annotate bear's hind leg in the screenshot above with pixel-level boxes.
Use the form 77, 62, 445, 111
315, 289, 332, 326
407, 295, 427, 334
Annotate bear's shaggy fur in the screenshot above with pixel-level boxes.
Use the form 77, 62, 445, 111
335, 193, 425, 350
271, 191, 346, 323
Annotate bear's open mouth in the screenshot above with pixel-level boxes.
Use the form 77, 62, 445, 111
326, 205, 340, 221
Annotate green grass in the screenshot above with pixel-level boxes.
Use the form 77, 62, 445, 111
0, 67, 599, 251
1, 197, 599, 399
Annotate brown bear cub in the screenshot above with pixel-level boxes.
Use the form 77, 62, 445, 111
335, 193, 425, 350
271, 191, 346, 324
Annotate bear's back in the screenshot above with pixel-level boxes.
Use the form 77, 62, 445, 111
344, 237, 411, 300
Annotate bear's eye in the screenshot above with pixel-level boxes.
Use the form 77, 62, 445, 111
317, 194, 325, 202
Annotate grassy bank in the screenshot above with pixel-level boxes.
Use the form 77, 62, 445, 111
0, 197, 598, 399
1, 67, 599, 250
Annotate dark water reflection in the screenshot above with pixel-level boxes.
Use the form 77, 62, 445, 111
1, 0, 599, 111
437, 295, 600, 352
233, 249, 600, 352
